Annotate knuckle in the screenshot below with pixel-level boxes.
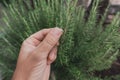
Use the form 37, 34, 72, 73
43, 29, 49, 31
22, 40, 27, 45
29, 35, 35, 38
22, 38, 31, 45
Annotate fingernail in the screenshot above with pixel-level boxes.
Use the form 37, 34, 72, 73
51, 27, 63, 36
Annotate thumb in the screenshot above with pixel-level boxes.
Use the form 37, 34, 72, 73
35, 27, 63, 59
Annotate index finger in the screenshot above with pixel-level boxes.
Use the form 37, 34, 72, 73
25, 28, 52, 46
30, 28, 52, 41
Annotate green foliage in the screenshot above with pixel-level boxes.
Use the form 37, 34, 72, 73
0, 0, 11, 6
0, 0, 120, 80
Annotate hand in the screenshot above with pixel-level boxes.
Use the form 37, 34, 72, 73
12, 27, 63, 80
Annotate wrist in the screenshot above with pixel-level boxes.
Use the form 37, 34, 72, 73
12, 68, 26, 80
12, 63, 29, 80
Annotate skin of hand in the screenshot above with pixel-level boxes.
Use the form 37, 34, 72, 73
12, 27, 63, 80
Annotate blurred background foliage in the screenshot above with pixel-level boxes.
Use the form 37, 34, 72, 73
0, 0, 120, 80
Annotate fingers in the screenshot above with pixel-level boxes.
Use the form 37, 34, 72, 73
47, 46, 57, 65
34, 27, 63, 60
25, 29, 51, 46
30, 29, 51, 41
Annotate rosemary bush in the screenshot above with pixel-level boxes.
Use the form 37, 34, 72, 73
0, 0, 120, 80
